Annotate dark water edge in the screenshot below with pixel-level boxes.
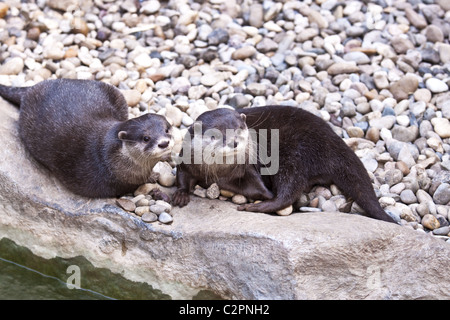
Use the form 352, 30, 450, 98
0, 237, 171, 300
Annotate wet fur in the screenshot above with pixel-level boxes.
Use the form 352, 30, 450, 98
172, 108, 273, 206
174, 106, 396, 224
0, 79, 172, 198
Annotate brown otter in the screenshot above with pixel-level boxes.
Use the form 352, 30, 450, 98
172, 106, 396, 224
172, 108, 274, 206
0, 79, 173, 198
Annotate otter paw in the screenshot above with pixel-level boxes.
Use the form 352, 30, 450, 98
149, 188, 170, 203
172, 189, 190, 207
237, 203, 258, 211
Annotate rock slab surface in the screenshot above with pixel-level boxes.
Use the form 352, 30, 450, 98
0, 99, 449, 299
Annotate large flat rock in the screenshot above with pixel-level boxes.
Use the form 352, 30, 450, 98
0, 98, 449, 299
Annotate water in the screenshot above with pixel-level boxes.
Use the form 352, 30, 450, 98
0, 237, 171, 300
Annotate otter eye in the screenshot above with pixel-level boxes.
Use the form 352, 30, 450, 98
165, 127, 169, 134
143, 136, 150, 142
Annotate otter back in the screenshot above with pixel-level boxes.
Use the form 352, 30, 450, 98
0, 79, 173, 198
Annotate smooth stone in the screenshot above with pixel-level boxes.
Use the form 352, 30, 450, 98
400, 190, 417, 204
391, 125, 418, 143
373, 71, 389, 90
141, 212, 158, 223
135, 206, 150, 216
0, 3, 8, 19
206, 183, 220, 200
421, 214, 440, 230
432, 226, 450, 236
390, 75, 419, 101
413, 89, 432, 103
134, 53, 153, 69
248, 3, 263, 28
232, 46, 257, 60
140, 0, 161, 14
369, 116, 396, 130
276, 205, 293, 216
327, 63, 360, 75
0, 57, 24, 75
231, 194, 247, 205
246, 83, 266, 96
405, 7, 427, 29
433, 183, 450, 205
150, 204, 169, 215
116, 199, 136, 212
158, 211, 173, 224
431, 118, 450, 139
121, 89, 141, 107
343, 51, 370, 64
426, 78, 448, 93
425, 25, 444, 43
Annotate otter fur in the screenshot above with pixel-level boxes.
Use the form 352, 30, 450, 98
0, 79, 173, 198
173, 106, 396, 224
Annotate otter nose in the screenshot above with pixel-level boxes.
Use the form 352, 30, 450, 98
158, 140, 170, 149
227, 140, 239, 148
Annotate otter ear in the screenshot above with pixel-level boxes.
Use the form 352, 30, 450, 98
118, 131, 127, 140
240, 113, 246, 121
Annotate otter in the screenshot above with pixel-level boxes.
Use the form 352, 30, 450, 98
172, 108, 273, 206
172, 106, 396, 224
0, 79, 174, 198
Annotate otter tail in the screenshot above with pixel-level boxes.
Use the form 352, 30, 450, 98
334, 165, 398, 224
0, 84, 30, 107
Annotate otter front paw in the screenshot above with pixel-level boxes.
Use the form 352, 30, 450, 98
149, 188, 171, 203
237, 203, 258, 212
172, 189, 190, 207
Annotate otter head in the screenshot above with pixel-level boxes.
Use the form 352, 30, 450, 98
118, 114, 174, 166
190, 108, 249, 165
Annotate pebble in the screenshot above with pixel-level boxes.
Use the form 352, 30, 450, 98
231, 195, 247, 205
433, 226, 450, 236
135, 206, 150, 216
276, 205, 293, 216
158, 212, 173, 224
431, 118, 450, 139
206, 183, 220, 200
433, 183, 450, 205
121, 90, 141, 107
400, 190, 417, 204
116, 199, 136, 212
152, 161, 176, 187
0, 57, 24, 75
426, 78, 449, 93
327, 63, 359, 75
141, 212, 158, 223
232, 46, 257, 60
389, 75, 419, 101
421, 214, 440, 230
0, 3, 8, 19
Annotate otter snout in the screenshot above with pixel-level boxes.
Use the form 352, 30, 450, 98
158, 140, 170, 149
227, 140, 239, 149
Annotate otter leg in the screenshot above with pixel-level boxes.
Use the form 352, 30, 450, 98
237, 197, 292, 213
172, 167, 197, 207
219, 167, 273, 200
237, 175, 306, 213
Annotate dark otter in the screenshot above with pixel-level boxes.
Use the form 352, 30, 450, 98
172, 108, 274, 206
172, 106, 396, 224
0, 79, 173, 198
